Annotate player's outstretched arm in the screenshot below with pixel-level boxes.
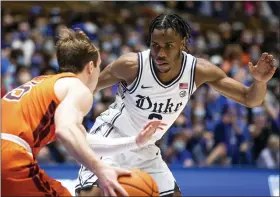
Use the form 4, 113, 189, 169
94, 52, 138, 94
54, 78, 131, 197
86, 120, 167, 156
195, 53, 277, 108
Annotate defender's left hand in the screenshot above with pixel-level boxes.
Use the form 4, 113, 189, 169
136, 120, 167, 147
248, 53, 277, 83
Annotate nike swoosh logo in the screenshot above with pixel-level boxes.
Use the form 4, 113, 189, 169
141, 85, 153, 89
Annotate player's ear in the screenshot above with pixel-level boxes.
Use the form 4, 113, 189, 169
87, 61, 94, 75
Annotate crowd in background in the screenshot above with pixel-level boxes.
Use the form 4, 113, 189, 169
1, 1, 279, 169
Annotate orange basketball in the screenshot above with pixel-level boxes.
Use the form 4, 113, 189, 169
117, 168, 160, 196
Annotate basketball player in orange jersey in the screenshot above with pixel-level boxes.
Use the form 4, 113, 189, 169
76, 14, 277, 197
1, 28, 166, 197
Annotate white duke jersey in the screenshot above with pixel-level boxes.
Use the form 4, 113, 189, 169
92, 49, 197, 142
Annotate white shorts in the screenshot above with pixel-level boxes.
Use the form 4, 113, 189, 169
75, 123, 180, 196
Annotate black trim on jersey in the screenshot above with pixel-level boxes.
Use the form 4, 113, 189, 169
105, 126, 114, 137
88, 123, 104, 135
78, 166, 84, 186
188, 57, 196, 100
100, 104, 125, 139
150, 52, 187, 88
190, 58, 197, 95
160, 189, 175, 195
75, 183, 81, 189
82, 181, 97, 188
75, 181, 99, 195
120, 81, 127, 89
120, 80, 130, 91
82, 174, 96, 187
77, 166, 97, 188
116, 92, 125, 99
117, 83, 127, 99
95, 124, 113, 140
160, 181, 181, 196
119, 82, 127, 97
110, 104, 125, 125
120, 52, 143, 94
75, 180, 97, 194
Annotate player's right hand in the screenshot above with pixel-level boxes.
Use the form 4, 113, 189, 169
136, 120, 167, 147
96, 165, 131, 196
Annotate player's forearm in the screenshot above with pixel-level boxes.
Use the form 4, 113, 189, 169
56, 125, 103, 174
245, 79, 267, 108
94, 66, 122, 95
93, 76, 120, 95
86, 133, 140, 156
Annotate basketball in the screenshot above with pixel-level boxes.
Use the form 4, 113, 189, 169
117, 168, 160, 196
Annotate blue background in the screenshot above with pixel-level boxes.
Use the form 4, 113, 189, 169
41, 164, 279, 196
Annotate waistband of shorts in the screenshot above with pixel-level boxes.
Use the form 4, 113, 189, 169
1, 133, 33, 157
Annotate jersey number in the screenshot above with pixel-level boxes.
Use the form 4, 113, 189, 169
148, 113, 163, 120
4, 84, 32, 101
3, 77, 45, 102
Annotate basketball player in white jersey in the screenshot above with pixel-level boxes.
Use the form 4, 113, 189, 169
76, 14, 277, 196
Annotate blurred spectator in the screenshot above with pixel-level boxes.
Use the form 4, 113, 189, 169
16, 66, 32, 86
191, 124, 214, 166
257, 134, 280, 169
222, 44, 243, 74
163, 132, 194, 167
205, 105, 250, 166
11, 21, 35, 66
1, 57, 10, 97
40, 67, 57, 76
213, 1, 228, 19
199, 2, 212, 17
205, 87, 228, 131
249, 107, 279, 163
166, 113, 191, 146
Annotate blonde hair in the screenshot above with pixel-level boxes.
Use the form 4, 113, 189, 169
56, 28, 99, 73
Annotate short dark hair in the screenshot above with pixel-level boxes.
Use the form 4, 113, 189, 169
148, 14, 192, 52
56, 28, 99, 73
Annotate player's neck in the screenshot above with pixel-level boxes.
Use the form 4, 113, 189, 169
156, 53, 183, 84
76, 72, 94, 93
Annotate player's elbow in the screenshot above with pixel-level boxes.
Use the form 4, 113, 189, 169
55, 127, 67, 141
243, 89, 264, 108
245, 100, 263, 108
55, 123, 85, 142
55, 124, 72, 141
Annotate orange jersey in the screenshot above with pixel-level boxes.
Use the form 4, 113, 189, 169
2, 72, 76, 156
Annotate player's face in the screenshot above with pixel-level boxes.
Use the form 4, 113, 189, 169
150, 28, 183, 73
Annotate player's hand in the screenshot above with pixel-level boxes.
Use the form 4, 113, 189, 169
96, 165, 131, 196
248, 53, 277, 83
136, 120, 167, 147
